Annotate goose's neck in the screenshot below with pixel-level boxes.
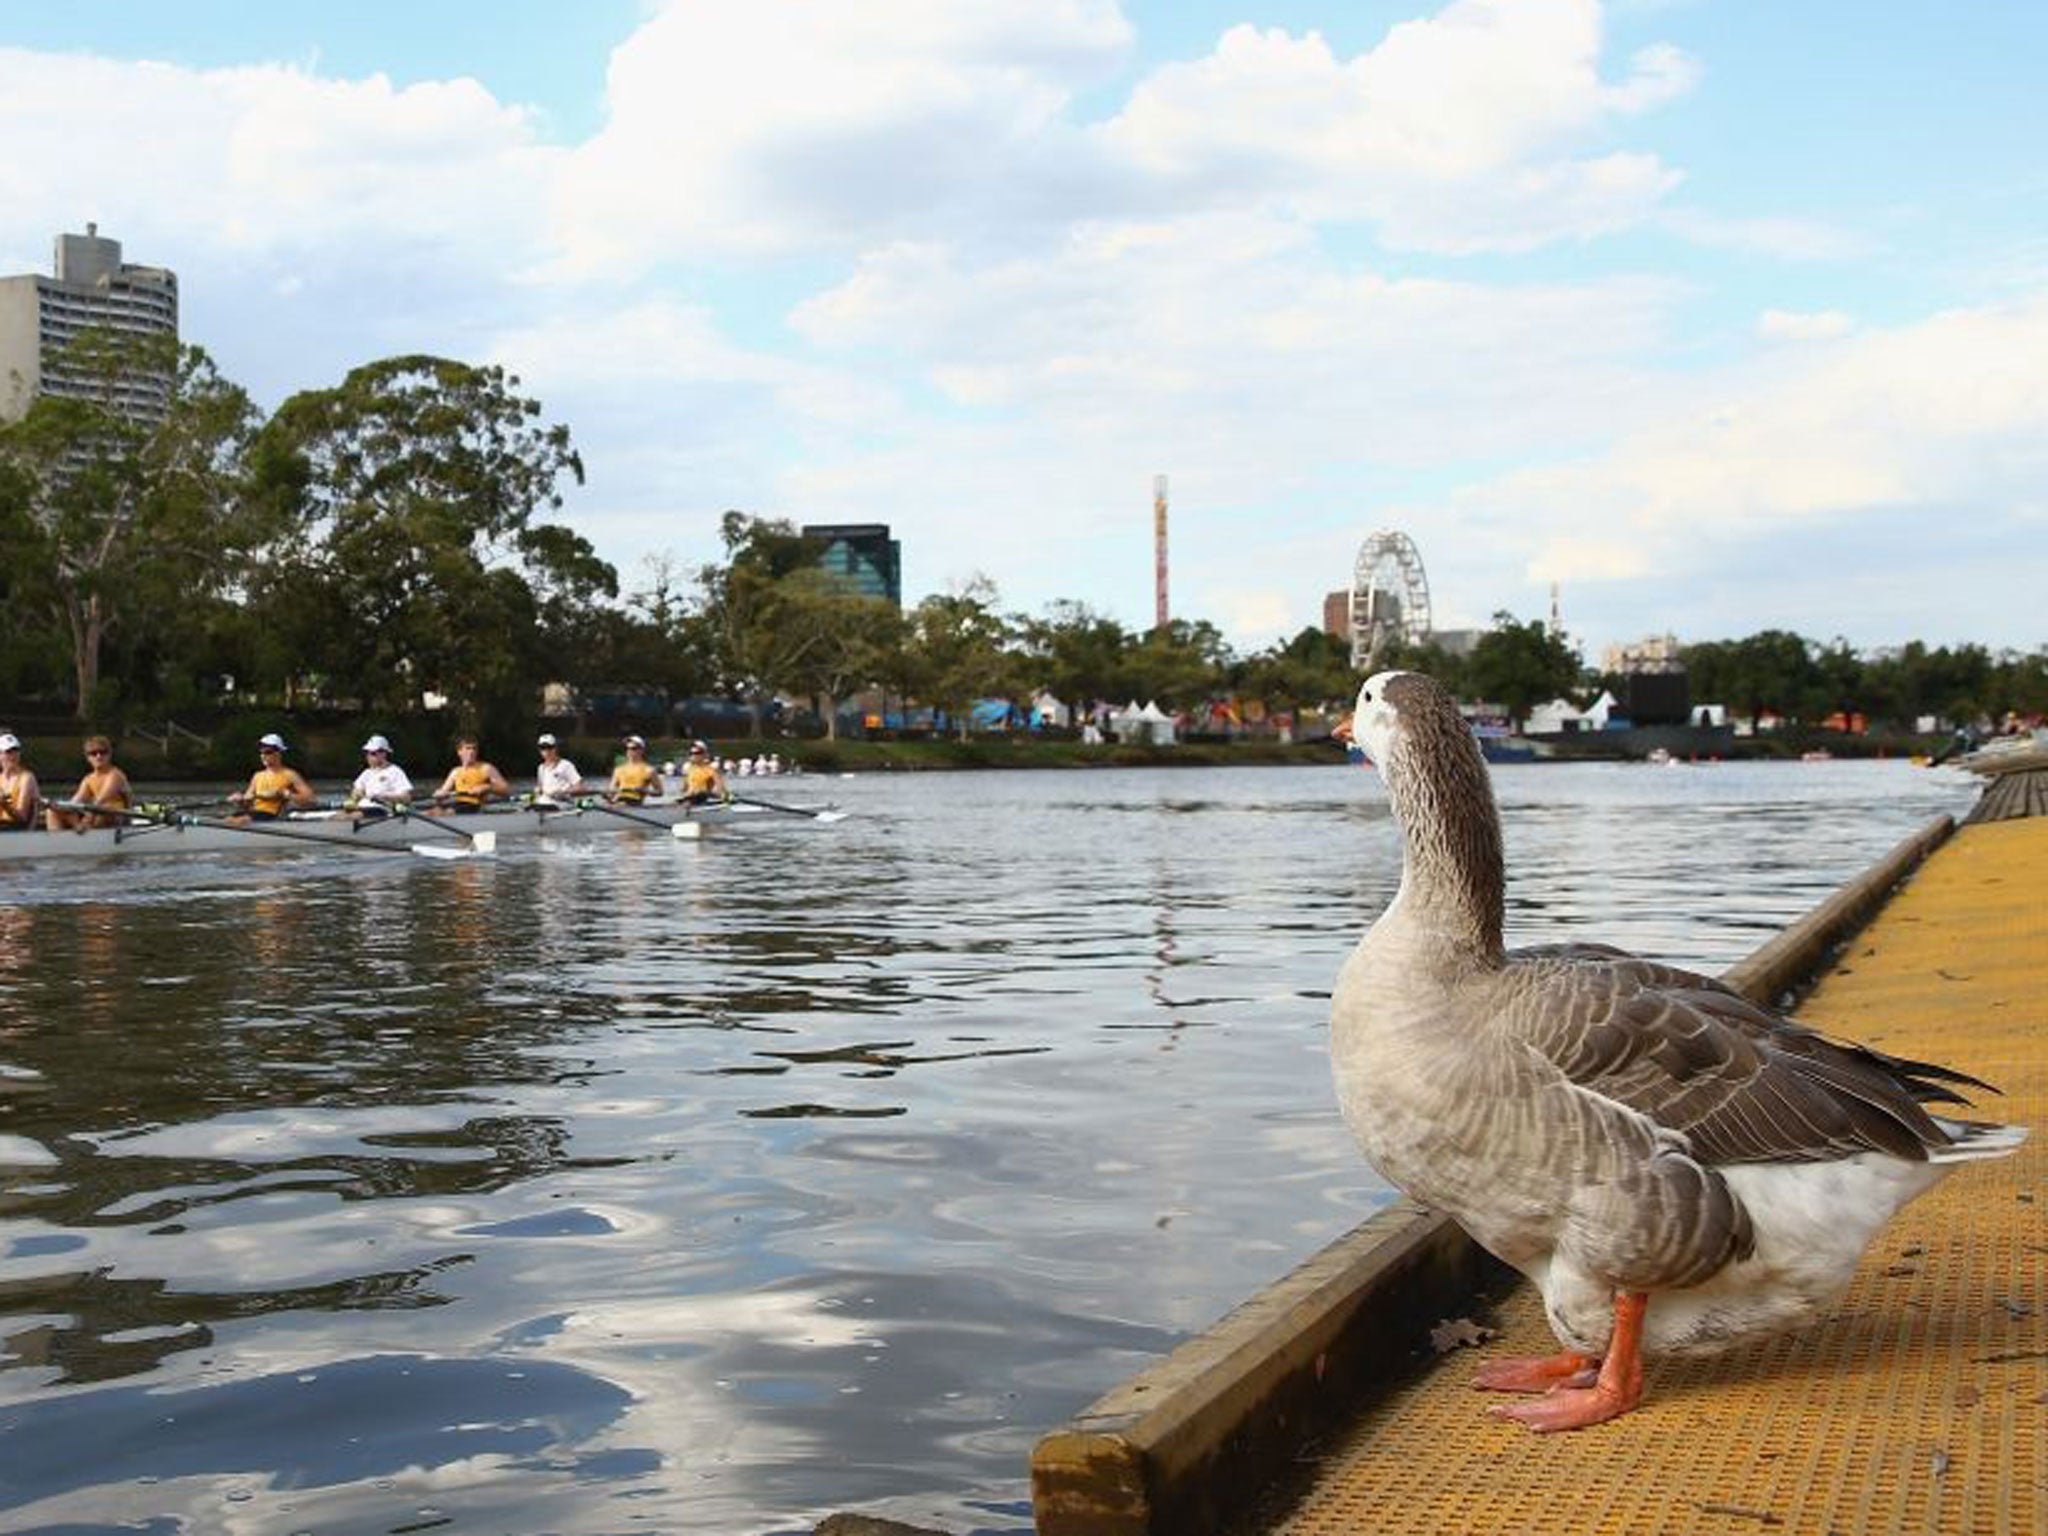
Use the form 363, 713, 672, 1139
1385, 752, 1505, 966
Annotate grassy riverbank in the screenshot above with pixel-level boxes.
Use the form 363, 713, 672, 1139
3, 714, 1942, 780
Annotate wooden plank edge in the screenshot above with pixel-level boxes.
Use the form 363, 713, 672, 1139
1030, 810, 1956, 1536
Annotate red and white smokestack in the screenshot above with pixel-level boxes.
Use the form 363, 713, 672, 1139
1153, 474, 1169, 631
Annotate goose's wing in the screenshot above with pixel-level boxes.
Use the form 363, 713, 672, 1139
1495, 950, 1960, 1166
1509, 943, 1993, 1107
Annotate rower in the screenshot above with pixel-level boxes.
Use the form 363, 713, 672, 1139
229, 733, 317, 821
346, 734, 414, 817
432, 737, 510, 814
678, 739, 728, 805
536, 733, 583, 805
0, 733, 42, 832
608, 734, 663, 806
46, 735, 133, 833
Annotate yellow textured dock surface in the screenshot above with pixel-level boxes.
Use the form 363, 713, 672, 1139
1245, 816, 2046, 1536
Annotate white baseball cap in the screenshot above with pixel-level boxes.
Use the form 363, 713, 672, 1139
361, 734, 392, 754
258, 732, 287, 751
0, 733, 19, 752
537, 733, 559, 747
623, 734, 647, 749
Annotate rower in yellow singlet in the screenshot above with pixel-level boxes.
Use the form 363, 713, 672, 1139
228, 733, 317, 821
46, 735, 134, 832
677, 739, 728, 805
0, 733, 42, 832
608, 734, 664, 806
431, 738, 512, 814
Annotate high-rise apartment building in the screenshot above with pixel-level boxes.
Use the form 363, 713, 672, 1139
0, 224, 179, 423
801, 523, 903, 607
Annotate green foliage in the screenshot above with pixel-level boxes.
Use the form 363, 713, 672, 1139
0, 331, 259, 718
6, 335, 2042, 750
1234, 625, 1361, 711
248, 355, 588, 727
906, 578, 1015, 738
1465, 612, 1584, 725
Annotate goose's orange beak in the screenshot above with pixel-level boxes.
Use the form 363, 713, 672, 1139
1332, 712, 1354, 745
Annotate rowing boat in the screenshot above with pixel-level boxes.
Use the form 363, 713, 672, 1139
0, 799, 811, 863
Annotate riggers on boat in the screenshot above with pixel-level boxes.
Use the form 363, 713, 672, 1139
0, 797, 821, 863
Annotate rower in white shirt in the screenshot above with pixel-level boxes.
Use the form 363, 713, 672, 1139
535, 733, 584, 805
346, 734, 414, 816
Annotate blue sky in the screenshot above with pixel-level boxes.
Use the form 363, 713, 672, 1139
3, 1, 2043, 660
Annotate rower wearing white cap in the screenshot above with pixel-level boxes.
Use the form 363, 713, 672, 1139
229, 733, 316, 821
535, 733, 583, 805
678, 740, 728, 805
0, 734, 42, 832
608, 734, 663, 806
346, 734, 414, 817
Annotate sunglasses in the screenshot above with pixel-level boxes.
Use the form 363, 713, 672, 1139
85, 748, 109, 758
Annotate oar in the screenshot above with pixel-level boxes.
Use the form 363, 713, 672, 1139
53, 803, 486, 860
377, 803, 497, 852
576, 797, 702, 841
724, 793, 848, 824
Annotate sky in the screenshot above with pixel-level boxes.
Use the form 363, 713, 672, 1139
3, 0, 2044, 661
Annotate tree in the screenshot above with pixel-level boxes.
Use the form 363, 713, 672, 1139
780, 580, 904, 740
1684, 630, 1819, 730
1125, 618, 1234, 708
250, 355, 586, 728
1466, 612, 1582, 726
907, 578, 1015, 738
1014, 601, 1133, 708
1236, 626, 1359, 712
0, 331, 259, 717
694, 513, 835, 736
1371, 635, 1473, 700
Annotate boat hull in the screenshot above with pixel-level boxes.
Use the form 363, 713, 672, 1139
0, 801, 763, 863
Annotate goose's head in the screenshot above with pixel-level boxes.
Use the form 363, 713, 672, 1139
1341, 670, 1467, 780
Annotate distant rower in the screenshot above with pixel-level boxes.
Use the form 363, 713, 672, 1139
229, 733, 316, 821
433, 738, 511, 814
609, 734, 662, 806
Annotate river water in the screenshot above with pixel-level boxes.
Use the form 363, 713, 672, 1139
0, 760, 1975, 1534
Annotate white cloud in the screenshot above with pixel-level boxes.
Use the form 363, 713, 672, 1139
1452, 295, 2048, 611
1096, 0, 1695, 251
1661, 208, 1872, 261
1756, 307, 1854, 341
546, 0, 1135, 272
0, 49, 555, 260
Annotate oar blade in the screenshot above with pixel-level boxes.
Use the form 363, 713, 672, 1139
671, 821, 703, 841
410, 842, 470, 860
812, 811, 849, 824
473, 831, 499, 855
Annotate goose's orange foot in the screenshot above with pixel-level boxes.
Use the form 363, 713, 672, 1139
1472, 1351, 1596, 1394
1486, 1377, 1639, 1432
1488, 1289, 1648, 1433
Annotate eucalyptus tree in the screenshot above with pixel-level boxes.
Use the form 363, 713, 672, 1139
1014, 600, 1133, 709
1124, 617, 1234, 709
780, 579, 904, 740
0, 331, 259, 716
1465, 612, 1583, 727
249, 355, 586, 726
908, 577, 1016, 738
694, 512, 836, 735
1236, 625, 1358, 712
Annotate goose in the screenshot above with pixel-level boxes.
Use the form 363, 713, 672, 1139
1329, 670, 2026, 1432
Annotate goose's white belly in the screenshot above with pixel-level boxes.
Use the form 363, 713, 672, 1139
1533, 1152, 1952, 1357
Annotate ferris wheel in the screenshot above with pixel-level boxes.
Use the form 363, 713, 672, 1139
1349, 530, 1432, 669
